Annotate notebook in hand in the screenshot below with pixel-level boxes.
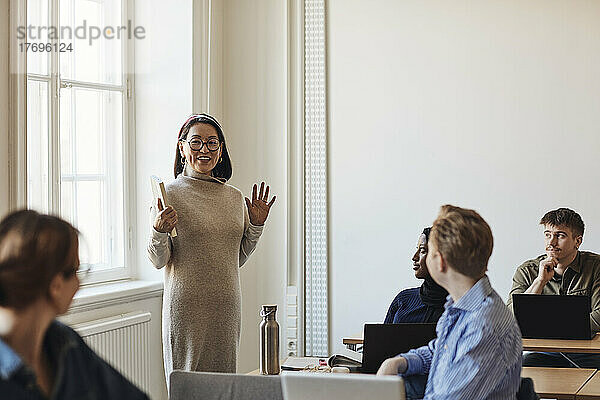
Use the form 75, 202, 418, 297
150, 175, 177, 237
512, 293, 593, 340
361, 323, 437, 374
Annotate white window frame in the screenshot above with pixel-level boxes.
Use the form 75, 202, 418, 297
10, 0, 137, 285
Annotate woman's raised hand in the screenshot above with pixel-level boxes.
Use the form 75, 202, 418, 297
154, 198, 178, 233
245, 182, 276, 226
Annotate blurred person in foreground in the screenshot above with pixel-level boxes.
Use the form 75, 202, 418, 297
0, 210, 149, 400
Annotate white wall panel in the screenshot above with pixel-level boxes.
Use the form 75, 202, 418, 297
328, 0, 600, 353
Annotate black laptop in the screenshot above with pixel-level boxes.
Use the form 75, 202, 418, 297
512, 294, 593, 340
361, 323, 437, 374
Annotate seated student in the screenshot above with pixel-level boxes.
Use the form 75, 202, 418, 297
377, 205, 522, 400
507, 207, 600, 368
0, 210, 149, 400
384, 227, 448, 324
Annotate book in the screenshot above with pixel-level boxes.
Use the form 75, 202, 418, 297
281, 357, 324, 371
327, 348, 362, 372
150, 175, 177, 237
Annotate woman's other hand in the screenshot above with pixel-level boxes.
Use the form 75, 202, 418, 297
245, 182, 276, 226
154, 198, 178, 233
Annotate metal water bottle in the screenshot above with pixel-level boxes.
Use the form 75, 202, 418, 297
259, 304, 280, 374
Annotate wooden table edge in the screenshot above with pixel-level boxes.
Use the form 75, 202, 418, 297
575, 370, 600, 399
521, 367, 597, 399
523, 346, 600, 353
342, 337, 363, 345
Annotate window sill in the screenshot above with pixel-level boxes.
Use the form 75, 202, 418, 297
67, 279, 163, 314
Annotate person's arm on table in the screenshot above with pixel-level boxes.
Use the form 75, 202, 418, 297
524, 257, 556, 294
507, 259, 553, 312
377, 338, 436, 376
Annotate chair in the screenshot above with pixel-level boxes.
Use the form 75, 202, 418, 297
170, 370, 283, 400
516, 377, 539, 400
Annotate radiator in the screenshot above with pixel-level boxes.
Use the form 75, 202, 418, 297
72, 311, 152, 394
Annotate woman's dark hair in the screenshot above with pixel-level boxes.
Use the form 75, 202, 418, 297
174, 113, 233, 181
0, 210, 79, 310
423, 227, 432, 242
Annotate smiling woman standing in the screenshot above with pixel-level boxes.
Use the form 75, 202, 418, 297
147, 114, 276, 380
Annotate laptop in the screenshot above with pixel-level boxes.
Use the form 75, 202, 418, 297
512, 294, 593, 339
281, 371, 405, 400
361, 323, 437, 374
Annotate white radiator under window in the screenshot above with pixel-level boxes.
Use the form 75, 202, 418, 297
72, 311, 152, 394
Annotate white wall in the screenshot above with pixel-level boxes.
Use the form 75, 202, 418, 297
219, 0, 288, 373
134, 0, 192, 282
328, 0, 600, 352
0, 0, 9, 217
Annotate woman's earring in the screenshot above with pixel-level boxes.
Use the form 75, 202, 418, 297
181, 156, 186, 165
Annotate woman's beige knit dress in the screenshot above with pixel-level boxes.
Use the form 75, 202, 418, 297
147, 165, 263, 379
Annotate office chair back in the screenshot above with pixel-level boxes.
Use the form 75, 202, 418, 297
170, 370, 283, 400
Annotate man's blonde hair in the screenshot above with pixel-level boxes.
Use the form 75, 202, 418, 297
430, 205, 493, 279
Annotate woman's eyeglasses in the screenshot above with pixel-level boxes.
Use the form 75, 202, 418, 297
63, 263, 92, 279
77, 263, 92, 278
183, 138, 221, 152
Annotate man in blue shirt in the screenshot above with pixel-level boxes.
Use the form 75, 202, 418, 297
377, 205, 522, 400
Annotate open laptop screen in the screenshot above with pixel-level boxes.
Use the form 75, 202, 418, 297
361, 323, 437, 374
512, 294, 592, 340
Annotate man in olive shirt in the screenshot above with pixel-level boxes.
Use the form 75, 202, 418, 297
507, 208, 600, 368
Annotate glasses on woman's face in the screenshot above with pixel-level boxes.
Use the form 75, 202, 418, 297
77, 263, 92, 278
183, 137, 221, 152
63, 263, 92, 279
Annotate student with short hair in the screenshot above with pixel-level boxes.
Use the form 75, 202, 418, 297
0, 210, 149, 400
507, 207, 600, 368
377, 205, 522, 400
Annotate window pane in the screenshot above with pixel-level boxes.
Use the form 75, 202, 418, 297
60, 87, 103, 174
60, 86, 124, 271
60, 180, 74, 221
59, 0, 123, 85
74, 180, 104, 266
27, 79, 49, 212
27, 0, 50, 75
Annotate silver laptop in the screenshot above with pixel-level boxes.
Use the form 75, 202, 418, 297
281, 371, 406, 400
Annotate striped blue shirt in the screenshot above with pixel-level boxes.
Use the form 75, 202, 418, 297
400, 275, 522, 400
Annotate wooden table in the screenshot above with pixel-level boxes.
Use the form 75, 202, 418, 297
247, 357, 323, 375
521, 367, 597, 400
575, 370, 600, 399
343, 334, 363, 351
251, 359, 600, 398
343, 334, 600, 353
522, 335, 600, 353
